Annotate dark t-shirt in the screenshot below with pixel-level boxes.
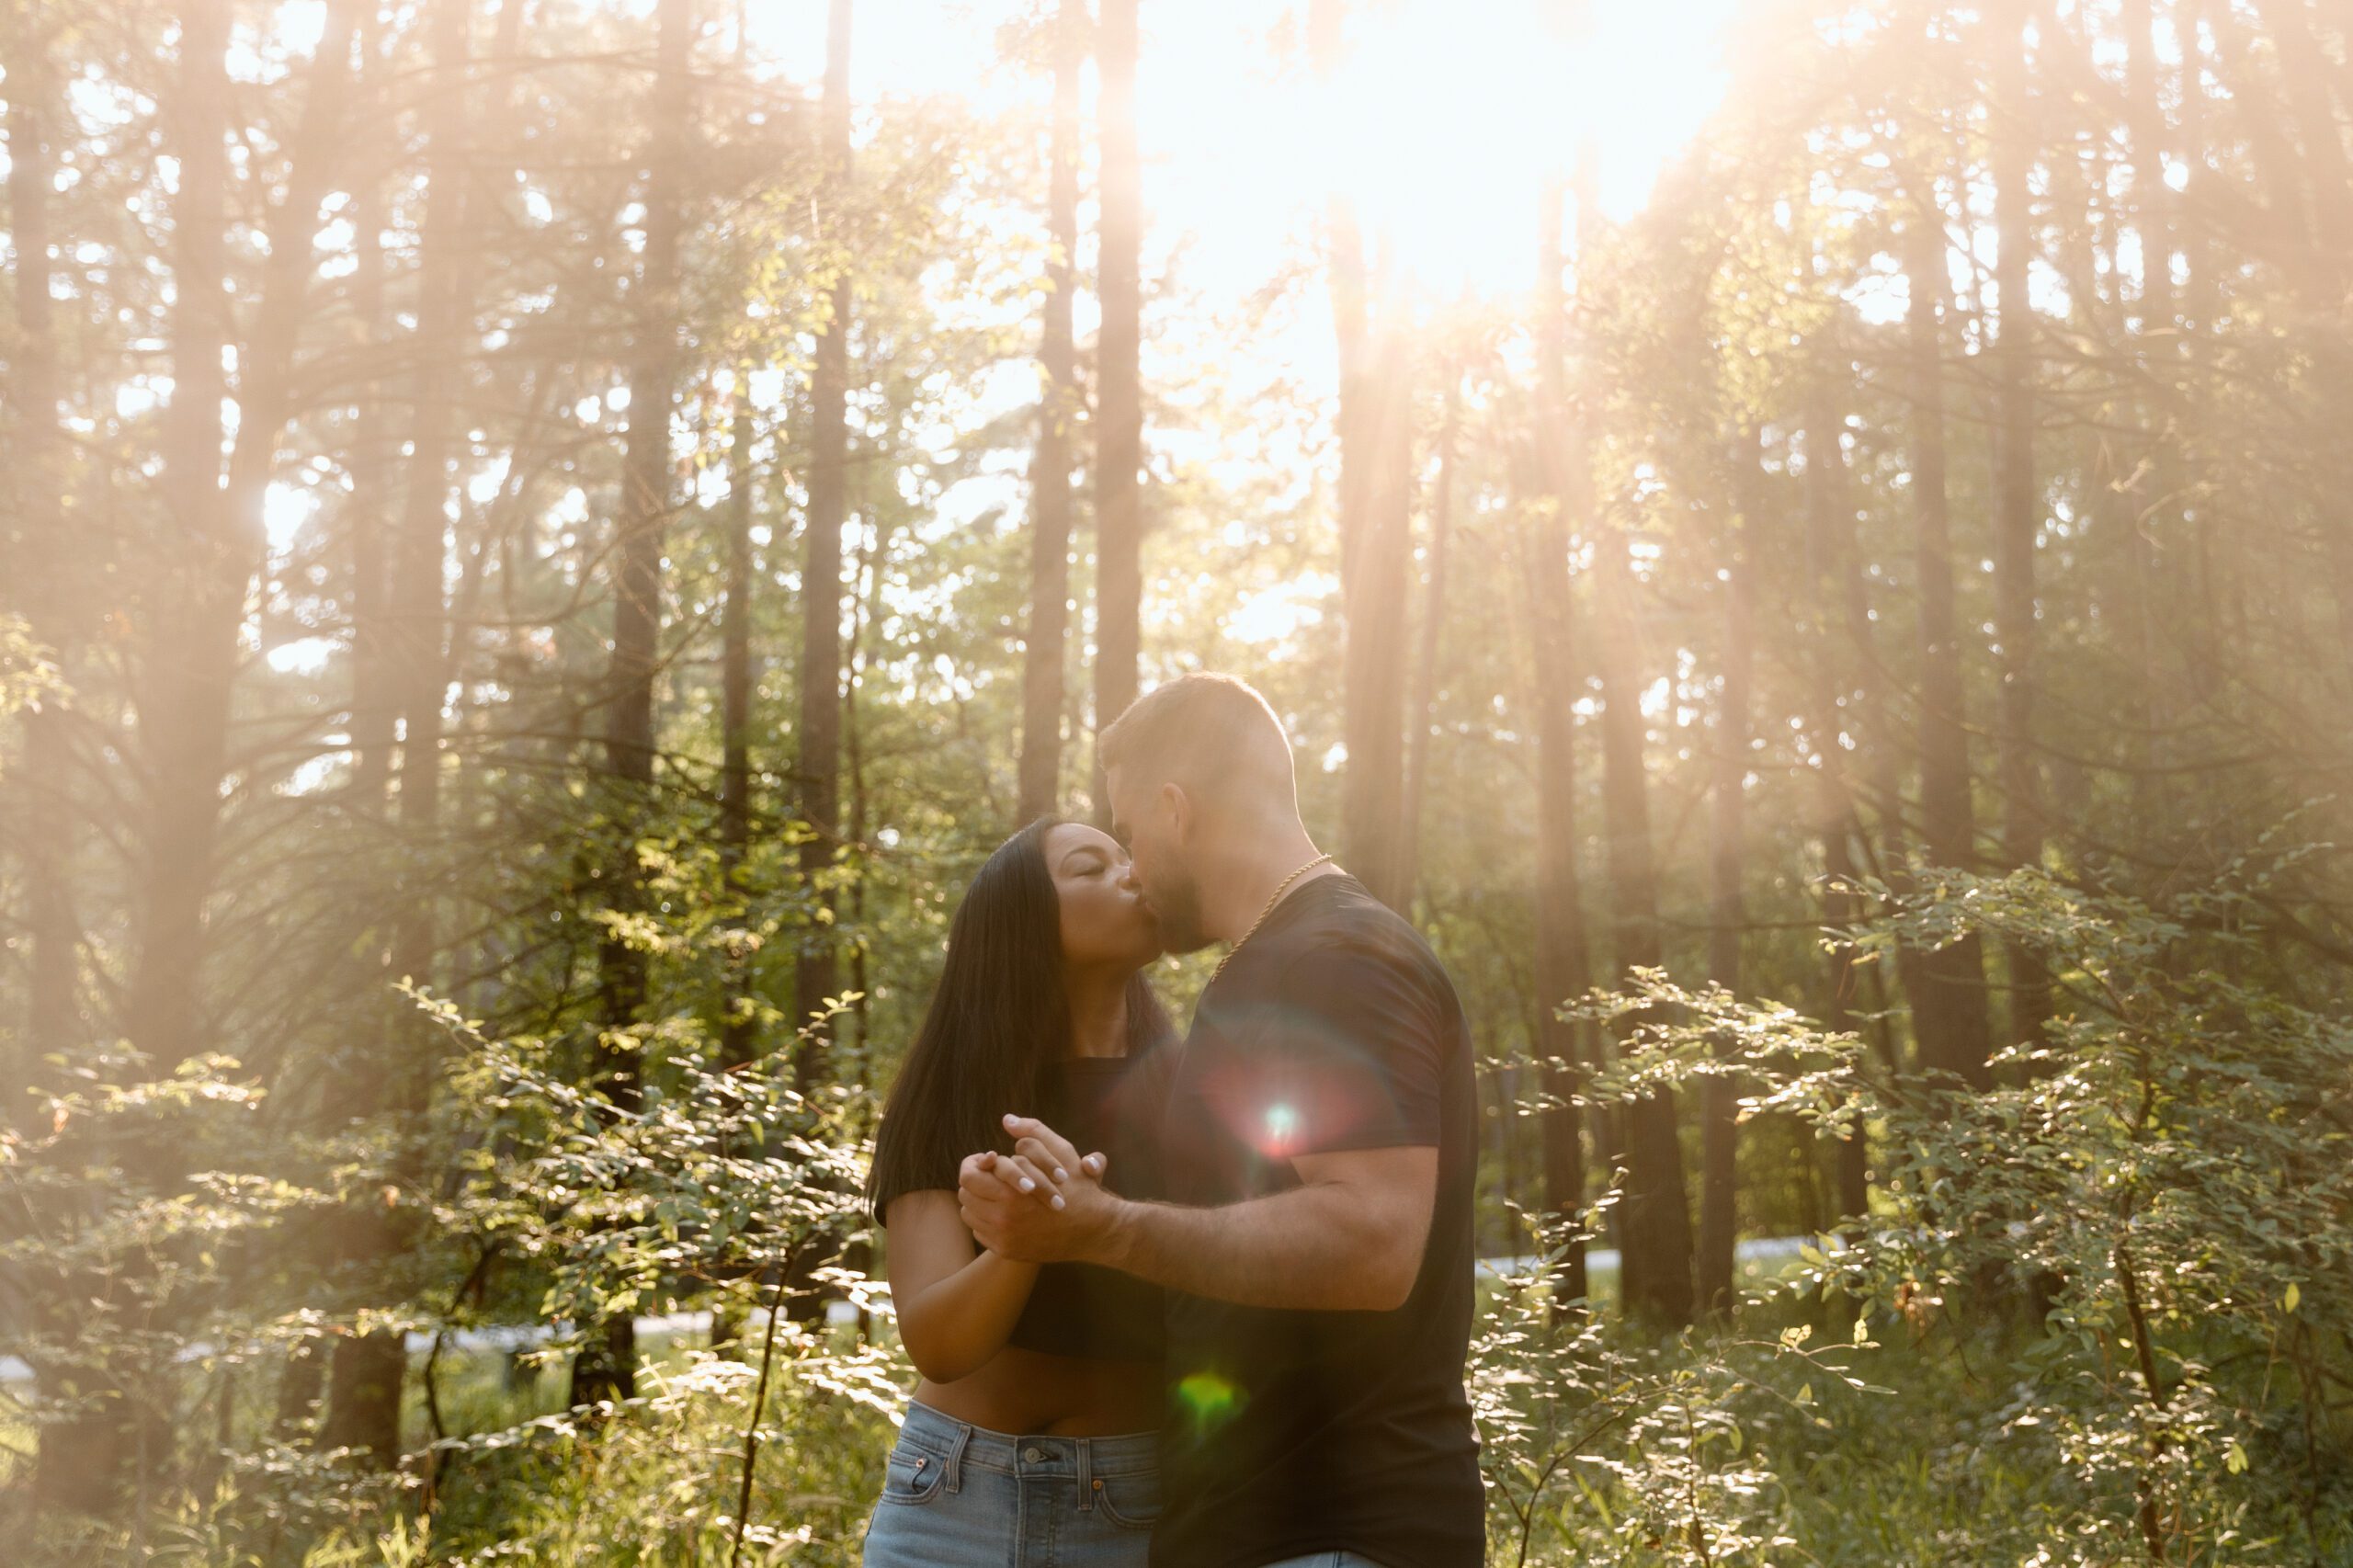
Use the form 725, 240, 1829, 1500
1006, 1055, 1165, 1361
1152, 873, 1484, 1568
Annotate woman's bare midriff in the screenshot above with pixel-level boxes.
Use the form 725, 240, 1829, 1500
913, 1345, 1162, 1437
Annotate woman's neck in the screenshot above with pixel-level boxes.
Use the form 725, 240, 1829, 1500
1064, 969, 1131, 1060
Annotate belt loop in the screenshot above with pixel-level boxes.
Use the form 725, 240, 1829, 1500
944, 1421, 972, 1494
1075, 1436, 1094, 1511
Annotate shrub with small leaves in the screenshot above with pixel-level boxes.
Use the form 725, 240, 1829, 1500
1571, 863, 2353, 1563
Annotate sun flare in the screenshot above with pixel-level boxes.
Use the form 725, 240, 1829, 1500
1285, 0, 1742, 301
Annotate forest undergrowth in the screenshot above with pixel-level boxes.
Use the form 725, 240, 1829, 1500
10, 868, 2350, 1568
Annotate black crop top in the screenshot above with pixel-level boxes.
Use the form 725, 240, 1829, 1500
1004, 1054, 1165, 1362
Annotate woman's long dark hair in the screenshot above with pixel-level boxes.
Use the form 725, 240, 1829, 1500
867, 818, 1173, 1221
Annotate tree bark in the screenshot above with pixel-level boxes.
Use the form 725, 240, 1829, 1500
795, 0, 852, 1084
1092, 0, 1143, 779
1902, 195, 1993, 1092
1698, 433, 1760, 1317
572, 0, 693, 1410
1018, 0, 1082, 825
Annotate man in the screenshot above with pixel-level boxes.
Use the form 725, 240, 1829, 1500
959, 673, 1484, 1568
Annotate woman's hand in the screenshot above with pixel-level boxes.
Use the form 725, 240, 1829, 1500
965, 1143, 1107, 1212
959, 1115, 1122, 1264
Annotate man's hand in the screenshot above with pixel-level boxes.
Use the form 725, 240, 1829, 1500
958, 1114, 1122, 1265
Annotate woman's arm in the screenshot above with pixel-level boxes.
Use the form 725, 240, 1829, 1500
884, 1188, 1041, 1383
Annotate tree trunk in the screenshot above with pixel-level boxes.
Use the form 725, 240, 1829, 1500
1594, 511, 1694, 1326
1990, 0, 2051, 1053
2177, 0, 2218, 338
1339, 328, 1414, 910
838, 512, 884, 1337
1306, 1, 1411, 909
795, 0, 852, 1084
1572, 187, 1693, 1326
1310, 0, 1366, 601
2122, 0, 2177, 813
1527, 179, 1592, 1304
345, 10, 398, 807
572, 0, 692, 1410
2200, 1, 2325, 299
1802, 375, 1870, 1230
1397, 371, 1455, 910
4, 10, 78, 1058
321, 0, 456, 1467
1902, 197, 1993, 1092
57, 0, 235, 1515
1092, 0, 1143, 777
122, 0, 234, 1082
721, 374, 758, 1070
2257, 0, 2353, 290
1698, 434, 1760, 1317
1018, 0, 1082, 825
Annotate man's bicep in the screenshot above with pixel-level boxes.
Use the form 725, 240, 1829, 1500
1290, 1144, 1438, 1299
1290, 1143, 1438, 1207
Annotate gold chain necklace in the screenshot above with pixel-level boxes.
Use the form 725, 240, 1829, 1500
1210, 853, 1336, 985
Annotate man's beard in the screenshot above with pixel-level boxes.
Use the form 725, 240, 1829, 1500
1145, 866, 1212, 954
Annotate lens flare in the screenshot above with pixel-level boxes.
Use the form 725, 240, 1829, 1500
1264, 1101, 1300, 1148
1173, 1370, 1245, 1439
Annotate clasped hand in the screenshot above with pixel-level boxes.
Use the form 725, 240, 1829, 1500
958, 1113, 1119, 1265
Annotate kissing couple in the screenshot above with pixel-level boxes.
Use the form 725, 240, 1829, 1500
858, 673, 1483, 1568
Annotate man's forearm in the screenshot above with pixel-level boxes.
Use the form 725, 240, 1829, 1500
1093, 1187, 1415, 1312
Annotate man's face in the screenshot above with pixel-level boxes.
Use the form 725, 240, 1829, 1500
1107, 764, 1211, 954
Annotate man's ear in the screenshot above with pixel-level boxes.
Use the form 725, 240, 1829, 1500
1162, 781, 1193, 844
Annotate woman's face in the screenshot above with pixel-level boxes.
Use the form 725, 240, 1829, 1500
1043, 822, 1159, 971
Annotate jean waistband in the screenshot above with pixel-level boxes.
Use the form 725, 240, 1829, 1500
895, 1399, 1159, 1486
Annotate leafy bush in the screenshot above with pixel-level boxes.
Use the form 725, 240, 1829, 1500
1565, 863, 2353, 1563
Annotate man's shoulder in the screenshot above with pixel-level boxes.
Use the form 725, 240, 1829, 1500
1261, 892, 1465, 1042
1280, 879, 1449, 981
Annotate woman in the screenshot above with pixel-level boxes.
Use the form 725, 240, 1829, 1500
861, 817, 1173, 1567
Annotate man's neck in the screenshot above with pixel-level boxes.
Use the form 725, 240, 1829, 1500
1204, 821, 1336, 947
1065, 968, 1131, 1059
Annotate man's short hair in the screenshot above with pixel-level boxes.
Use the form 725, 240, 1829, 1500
1098, 673, 1295, 809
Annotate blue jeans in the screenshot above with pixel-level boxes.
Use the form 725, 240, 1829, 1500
860, 1400, 1160, 1567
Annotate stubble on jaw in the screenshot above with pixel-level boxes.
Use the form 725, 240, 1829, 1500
1143, 866, 1211, 955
